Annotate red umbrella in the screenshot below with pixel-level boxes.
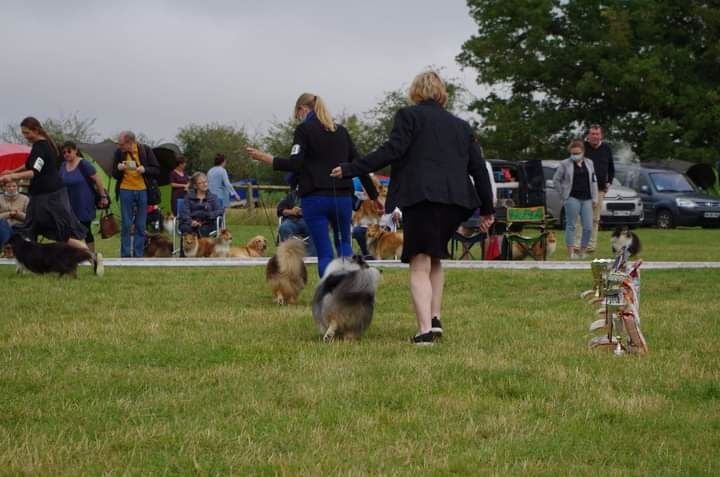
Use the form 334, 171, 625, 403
0, 143, 31, 174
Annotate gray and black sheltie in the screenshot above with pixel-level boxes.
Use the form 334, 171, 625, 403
610, 225, 642, 257
312, 255, 382, 342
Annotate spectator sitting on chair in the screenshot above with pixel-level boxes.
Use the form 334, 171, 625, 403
277, 176, 316, 256
179, 172, 223, 237
207, 153, 240, 211
0, 179, 29, 252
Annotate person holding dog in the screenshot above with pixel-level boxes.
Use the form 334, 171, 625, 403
247, 93, 381, 277
331, 71, 495, 345
0, 117, 96, 254
112, 131, 160, 258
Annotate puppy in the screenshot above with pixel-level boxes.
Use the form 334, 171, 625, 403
366, 223, 403, 259
611, 225, 641, 257
211, 229, 233, 258
229, 235, 268, 258
265, 237, 307, 305
144, 233, 172, 257
182, 234, 215, 258
9, 234, 98, 278
312, 255, 382, 342
163, 212, 176, 235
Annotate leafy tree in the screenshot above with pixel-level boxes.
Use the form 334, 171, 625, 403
1, 113, 98, 145
458, 0, 720, 163
176, 123, 255, 181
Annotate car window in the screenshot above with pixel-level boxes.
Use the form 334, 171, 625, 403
636, 174, 651, 191
543, 167, 555, 181
649, 172, 695, 192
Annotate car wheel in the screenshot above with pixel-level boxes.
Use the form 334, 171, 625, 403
655, 209, 674, 229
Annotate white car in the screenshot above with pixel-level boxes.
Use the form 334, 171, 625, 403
542, 160, 644, 228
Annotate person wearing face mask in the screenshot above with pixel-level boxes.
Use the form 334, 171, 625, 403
246, 93, 381, 277
0, 179, 29, 251
552, 139, 599, 259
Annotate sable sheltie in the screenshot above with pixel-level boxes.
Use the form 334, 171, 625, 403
144, 233, 173, 257
366, 223, 403, 259
211, 229, 233, 258
312, 255, 382, 342
229, 235, 268, 258
182, 234, 215, 258
510, 231, 557, 260
265, 238, 307, 305
9, 234, 99, 278
610, 225, 641, 257
163, 212, 175, 235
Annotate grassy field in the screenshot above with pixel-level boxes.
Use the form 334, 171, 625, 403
2, 252, 719, 474
92, 208, 720, 262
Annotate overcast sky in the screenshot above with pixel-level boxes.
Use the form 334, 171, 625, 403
0, 1, 482, 144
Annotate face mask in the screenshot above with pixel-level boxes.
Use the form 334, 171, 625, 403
5, 191, 18, 198
571, 154, 583, 162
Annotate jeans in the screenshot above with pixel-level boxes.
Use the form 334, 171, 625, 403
0, 219, 11, 246
352, 225, 369, 256
119, 189, 148, 257
278, 218, 317, 256
564, 196, 593, 249
301, 195, 352, 277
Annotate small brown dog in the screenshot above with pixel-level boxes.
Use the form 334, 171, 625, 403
211, 229, 233, 257
144, 233, 173, 257
266, 237, 307, 305
366, 223, 403, 259
182, 234, 216, 258
352, 199, 382, 226
229, 235, 268, 258
510, 231, 557, 260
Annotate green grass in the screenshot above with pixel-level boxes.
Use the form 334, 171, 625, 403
93, 208, 720, 262
1, 263, 719, 475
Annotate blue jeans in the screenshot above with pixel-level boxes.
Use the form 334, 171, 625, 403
564, 197, 593, 249
301, 195, 352, 277
278, 218, 317, 257
0, 219, 11, 246
119, 189, 148, 257
352, 225, 369, 256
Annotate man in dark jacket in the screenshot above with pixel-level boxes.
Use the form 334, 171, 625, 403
582, 124, 615, 253
111, 131, 160, 257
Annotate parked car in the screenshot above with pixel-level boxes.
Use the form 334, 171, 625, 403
541, 160, 643, 228
614, 165, 720, 228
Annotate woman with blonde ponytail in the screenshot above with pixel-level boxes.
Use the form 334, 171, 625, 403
0, 117, 102, 274
248, 93, 381, 277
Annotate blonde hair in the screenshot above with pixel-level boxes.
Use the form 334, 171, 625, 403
189, 172, 207, 192
567, 138, 585, 153
295, 93, 336, 132
408, 70, 448, 107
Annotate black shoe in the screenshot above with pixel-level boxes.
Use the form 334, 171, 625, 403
364, 255, 377, 261
411, 331, 435, 346
430, 317, 443, 337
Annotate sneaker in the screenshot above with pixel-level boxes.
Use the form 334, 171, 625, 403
430, 317, 443, 337
411, 331, 435, 346
94, 252, 104, 277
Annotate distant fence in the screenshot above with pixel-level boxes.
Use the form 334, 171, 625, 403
236, 184, 290, 209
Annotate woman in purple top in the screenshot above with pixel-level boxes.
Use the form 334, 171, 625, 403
169, 156, 189, 216
59, 141, 109, 252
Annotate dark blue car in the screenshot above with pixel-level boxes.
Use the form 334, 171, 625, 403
615, 165, 720, 228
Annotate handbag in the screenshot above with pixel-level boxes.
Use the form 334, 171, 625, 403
146, 177, 161, 206
99, 210, 120, 239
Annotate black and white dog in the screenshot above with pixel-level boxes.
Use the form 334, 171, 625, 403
9, 234, 101, 278
312, 255, 382, 342
610, 225, 642, 258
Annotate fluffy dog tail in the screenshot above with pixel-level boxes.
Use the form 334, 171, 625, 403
276, 238, 306, 275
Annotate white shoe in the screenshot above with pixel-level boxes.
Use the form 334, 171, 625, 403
94, 252, 104, 277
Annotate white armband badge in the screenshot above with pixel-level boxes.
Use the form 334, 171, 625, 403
33, 157, 45, 172
291, 144, 300, 155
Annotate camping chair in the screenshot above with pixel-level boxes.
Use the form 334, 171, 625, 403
170, 198, 226, 255
450, 212, 486, 260
503, 206, 549, 260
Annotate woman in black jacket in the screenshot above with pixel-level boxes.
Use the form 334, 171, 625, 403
331, 71, 495, 345
247, 93, 380, 277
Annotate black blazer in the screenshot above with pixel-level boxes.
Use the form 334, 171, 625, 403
340, 100, 494, 215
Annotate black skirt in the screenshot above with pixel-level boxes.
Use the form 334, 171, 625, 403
400, 201, 473, 263
13, 187, 87, 242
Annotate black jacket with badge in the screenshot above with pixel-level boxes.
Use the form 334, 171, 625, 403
339, 100, 494, 215
111, 143, 160, 200
25, 140, 64, 195
272, 117, 379, 200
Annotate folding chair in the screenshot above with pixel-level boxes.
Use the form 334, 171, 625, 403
171, 198, 225, 255
450, 213, 486, 260
503, 206, 549, 260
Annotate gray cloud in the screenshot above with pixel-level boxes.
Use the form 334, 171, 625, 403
0, 1, 481, 143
